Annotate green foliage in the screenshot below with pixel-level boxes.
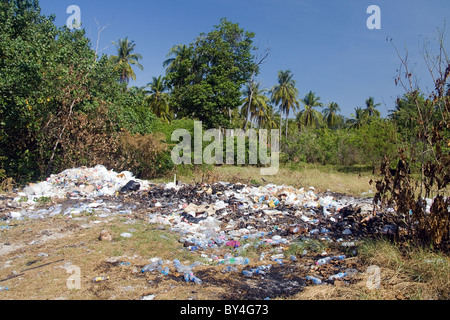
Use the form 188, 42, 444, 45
282, 119, 398, 169
110, 37, 144, 85
0, 0, 158, 182
166, 18, 257, 128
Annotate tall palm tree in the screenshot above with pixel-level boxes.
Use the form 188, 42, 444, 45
297, 91, 323, 130
271, 70, 299, 138
347, 107, 367, 129
110, 37, 143, 85
364, 97, 381, 118
322, 102, 342, 128
241, 82, 269, 128
259, 104, 278, 130
145, 76, 172, 123
163, 44, 188, 72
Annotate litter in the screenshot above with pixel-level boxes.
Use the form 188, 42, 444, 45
3, 165, 415, 297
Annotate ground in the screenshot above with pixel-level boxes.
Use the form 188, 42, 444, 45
0, 165, 448, 300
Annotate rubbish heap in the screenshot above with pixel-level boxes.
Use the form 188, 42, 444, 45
21, 165, 150, 201
1, 166, 400, 297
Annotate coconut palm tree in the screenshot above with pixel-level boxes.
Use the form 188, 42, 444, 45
163, 44, 188, 72
241, 82, 269, 128
271, 70, 299, 138
347, 107, 367, 129
364, 97, 381, 118
145, 76, 172, 123
110, 37, 143, 85
297, 91, 323, 130
322, 102, 342, 128
259, 104, 278, 130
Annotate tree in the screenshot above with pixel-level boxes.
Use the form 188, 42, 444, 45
364, 96, 381, 118
0, 0, 159, 181
271, 70, 300, 138
297, 91, 323, 130
322, 102, 341, 128
259, 104, 278, 130
241, 82, 269, 128
163, 44, 189, 73
145, 76, 172, 123
347, 107, 367, 129
166, 18, 257, 129
110, 37, 143, 85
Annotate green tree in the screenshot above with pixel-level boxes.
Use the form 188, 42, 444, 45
259, 104, 278, 130
163, 44, 189, 72
297, 91, 323, 130
389, 92, 424, 142
110, 37, 143, 85
364, 96, 381, 118
241, 82, 269, 128
347, 107, 368, 129
322, 102, 341, 128
166, 18, 257, 128
145, 76, 172, 123
0, 0, 159, 181
271, 70, 300, 138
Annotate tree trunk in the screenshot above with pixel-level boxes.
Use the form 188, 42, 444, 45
285, 110, 289, 138
243, 89, 254, 130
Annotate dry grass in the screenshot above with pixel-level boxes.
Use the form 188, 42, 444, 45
0, 177, 15, 194
0, 215, 203, 300
291, 239, 450, 300
1, 213, 449, 300
166, 164, 377, 197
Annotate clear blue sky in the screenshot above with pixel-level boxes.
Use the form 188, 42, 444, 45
39, 0, 450, 118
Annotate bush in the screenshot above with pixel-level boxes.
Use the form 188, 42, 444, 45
116, 131, 168, 179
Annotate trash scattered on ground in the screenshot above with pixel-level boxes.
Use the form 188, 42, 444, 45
92, 276, 110, 283
0, 165, 417, 299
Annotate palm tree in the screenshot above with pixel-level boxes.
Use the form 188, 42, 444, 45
145, 76, 172, 123
347, 107, 367, 129
297, 91, 323, 130
271, 70, 300, 138
364, 97, 381, 118
241, 82, 269, 128
322, 102, 341, 128
163, 44, 188, 72
110, 37, 143, 85
259, 104, 278, 130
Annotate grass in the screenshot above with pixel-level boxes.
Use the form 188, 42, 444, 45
160, 163, 378, 197
292, 238, 450, 300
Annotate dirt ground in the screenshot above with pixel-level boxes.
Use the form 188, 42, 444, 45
0, 183, 447, 300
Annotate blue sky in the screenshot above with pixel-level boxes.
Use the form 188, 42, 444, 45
39, 0, 450, 117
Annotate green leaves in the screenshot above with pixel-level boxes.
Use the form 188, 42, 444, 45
110, 37, 143, 85
166, 18, 257, 128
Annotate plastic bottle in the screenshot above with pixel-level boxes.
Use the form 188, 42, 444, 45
290, 255, 298, 262
142, 259, 163, 273
242, 270, 253, 277
306, 275, 322, 285
271, 254, 284, 260
157, 266, 170, 275
221, 266, 238, 273
221, 256, 249, 265
192, 276, 202, 285
274, 258, 283, 265
184, 272, 193, 282
328, 272, 347, 281
315, 257, 332, 266
251, 264, 272, 275
332, 255, 346, 261
0, 286, 9, 292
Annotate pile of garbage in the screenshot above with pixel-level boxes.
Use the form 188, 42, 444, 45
1, 166, 401, 297
20, 165, 150, 201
